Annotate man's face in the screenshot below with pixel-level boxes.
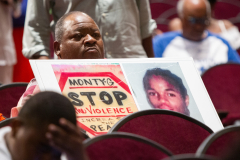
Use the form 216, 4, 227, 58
181, 0, 209, 41
56, 13, 104, 59
12, 125, 61, 160
146, 75, 189, 115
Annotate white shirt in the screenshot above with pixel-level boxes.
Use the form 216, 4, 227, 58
22, 0, 156, 58
0, 127, 12, 160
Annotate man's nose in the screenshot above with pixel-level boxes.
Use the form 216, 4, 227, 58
194, 23, 206, 31
157, 94, 168, 104
84, 34, 96, 45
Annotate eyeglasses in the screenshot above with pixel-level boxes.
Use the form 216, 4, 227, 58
187, 16, 210, 25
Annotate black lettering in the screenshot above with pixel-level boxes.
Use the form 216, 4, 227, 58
80, 92, 96, 106
92, 79, 99, 85
68, 92, 83, 106
112, 91, 127, 106
77, 79, 84, 85
107, 78, 114, 86
90, 125, 97, 132
98, 125, 105, 131
98, 78, 106, 86
84, 79, 92, 85
69, 79, 78, 86
107, 125, 111, 130
99, 91, 113, 105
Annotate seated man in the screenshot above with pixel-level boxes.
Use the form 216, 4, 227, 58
0, 91, 87, 160
12, 11, 104, 116
153, 0, 240, 74
143, 68, 190, 116
169, 0, 240, 50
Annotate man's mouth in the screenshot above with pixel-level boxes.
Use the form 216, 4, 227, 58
84, 47, 99, 53
82, 47, 101, 59
154, 104, 174, 111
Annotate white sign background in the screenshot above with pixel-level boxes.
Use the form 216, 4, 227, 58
30, 57, 223, 132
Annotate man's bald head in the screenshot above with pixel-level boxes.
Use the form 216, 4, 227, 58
54, 11, 104, 59
55, 11, 98, 43
177, 0, 211, 18
178, 0, 211, 41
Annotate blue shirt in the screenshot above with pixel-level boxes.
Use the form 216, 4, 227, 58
153, 31, 240, 73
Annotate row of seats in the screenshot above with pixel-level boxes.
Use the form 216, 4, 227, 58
1, 110, 239, 159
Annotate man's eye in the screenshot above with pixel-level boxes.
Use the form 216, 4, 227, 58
148, 92, 157, 96
92, 33, 100, 38
167, 93, 176, 97
75, 34, 83, 39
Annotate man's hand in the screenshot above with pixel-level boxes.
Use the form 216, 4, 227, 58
38, 56, 49, 60
46, 118, 88, 160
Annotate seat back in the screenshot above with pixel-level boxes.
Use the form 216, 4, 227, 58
0, 83, 28, 118
201, 63, 240, 125
150, 0, 178, 32
0, 118, 15, 128
109, 109, 213, 155
196, 125, 240, 158
162, 153, 216, 160
84, 132, 173, 160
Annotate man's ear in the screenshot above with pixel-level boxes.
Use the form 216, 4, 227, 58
185, 95, 189, 107
11, 118, 23, 137
54, 41, 62, 59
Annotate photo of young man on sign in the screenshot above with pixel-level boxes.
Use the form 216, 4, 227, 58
122, 62, 204, 123
51, 63, 138, 137
143, 68, 190, 116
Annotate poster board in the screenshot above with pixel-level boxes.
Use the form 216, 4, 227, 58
30, 57, 223, 136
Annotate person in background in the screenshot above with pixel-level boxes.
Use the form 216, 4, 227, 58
0, 91, 87, 160
153, 0, 240, 74
169, 0, 240, 50
22, 0, 156, 59
0, 0, 22, 84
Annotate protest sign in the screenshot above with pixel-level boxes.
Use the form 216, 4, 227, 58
30, 58, 223, 136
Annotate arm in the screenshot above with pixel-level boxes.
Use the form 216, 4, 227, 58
142, 36, 154, 57
168, 18, 182, 31
22, 0, 51, 59
227, 46, 240, 63
136, 0, 157, 58
46, 118, 88, 160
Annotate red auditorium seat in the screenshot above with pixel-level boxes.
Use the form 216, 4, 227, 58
0, 118, 15, 128
84, 132, 173, 160
201, 63, 240, 126
163, 153, 216, 160
196, 125, 240, 158
109, 109, 213, 155
0, 83, 28, 118
150, 0, 178, 32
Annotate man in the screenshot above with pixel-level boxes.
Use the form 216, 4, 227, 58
53, 11, 104, 59
153, 0, 240, 74
0, 91, 87, 160
168, 0, 240, 50
143, 68, 190, 116
12, 11, 105, 116
22, 0, 156, 59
